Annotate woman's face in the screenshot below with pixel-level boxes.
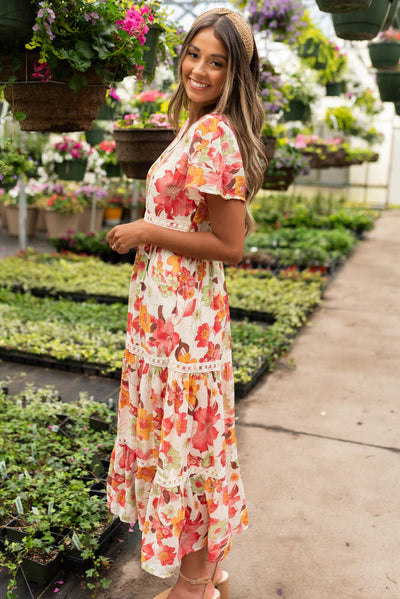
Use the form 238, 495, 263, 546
181, 27, 228, 120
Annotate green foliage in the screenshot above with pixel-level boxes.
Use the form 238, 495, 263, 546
251, 193, 379, 234
0, 384, 117, 594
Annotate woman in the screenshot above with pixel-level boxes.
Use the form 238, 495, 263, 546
107, 8, 265, 599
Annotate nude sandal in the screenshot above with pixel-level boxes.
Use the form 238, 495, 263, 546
213, 569, 230, 599
153, 571, 221, 599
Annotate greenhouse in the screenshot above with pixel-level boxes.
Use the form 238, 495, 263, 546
0, 1, 399, 598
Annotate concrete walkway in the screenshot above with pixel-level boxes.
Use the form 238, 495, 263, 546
1, 212, 399, 598
103, 211, 400, 599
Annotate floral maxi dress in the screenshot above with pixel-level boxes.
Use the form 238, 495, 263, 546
107, 113, 248, 577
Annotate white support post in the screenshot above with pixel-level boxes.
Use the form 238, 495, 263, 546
18, 176, 27, 251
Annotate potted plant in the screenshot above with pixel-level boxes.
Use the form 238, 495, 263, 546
0, 1, 157, 132
113, 89, 174, 179
332, 0, 392, 40
262, 139, 311, 190
74, 185, 109, 232
103, 193, 126, 224
3, 179, 42, 237
281, 66, 321, 122
259, 60, 290, 118
0, 142, 37, 190
34, 186, 84, 237
246, 0, 308, 45
95, 140, 122, 179
368, 27, 400, 68
49, 137, 92, 181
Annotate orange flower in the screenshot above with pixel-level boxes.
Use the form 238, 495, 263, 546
137, 466, 156, 482
171, 507, 185, 537
137, 408, 153, 441
230, 472, 239, 482
139, 304, 151, 334
187, 165, 206, 187
234, 175, 246, 199
183, 376, 200, 406
204, 478, 215, 493
167, 254, 182, 274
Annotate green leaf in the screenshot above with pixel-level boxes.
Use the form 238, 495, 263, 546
14, 112, 27, 122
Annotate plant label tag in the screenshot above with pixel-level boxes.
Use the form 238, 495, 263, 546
32, 423, 37, 434
51, 425, 59, 432
48, 500, 54, 515
19, 473, 24, 480
24, 470, 30, 478
72, 532, 82, 550
0, 461, 6, 476
15, 496, 24, 513
32, 506, 39, 516
17, 399, 23, 408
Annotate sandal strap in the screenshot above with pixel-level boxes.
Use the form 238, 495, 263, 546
179, 572, 212, 585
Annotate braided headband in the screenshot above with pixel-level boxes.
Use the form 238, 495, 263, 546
192, 8, 254, 63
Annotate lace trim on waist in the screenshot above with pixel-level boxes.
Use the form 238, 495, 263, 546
125, 340, 231, 373
144, 213, 191, 232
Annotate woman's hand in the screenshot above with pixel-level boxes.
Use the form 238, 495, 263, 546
107, 220, 146, 254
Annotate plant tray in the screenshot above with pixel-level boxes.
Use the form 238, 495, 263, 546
9, 284, 127, 305
62, 518, 123, 574
230, 307, 276, 324
21, 549, 62, 586
234, 359, 270, 399
0, 347, 121, 379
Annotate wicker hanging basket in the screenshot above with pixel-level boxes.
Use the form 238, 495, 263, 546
113, 128, 175, 180
1, 53, 108, 132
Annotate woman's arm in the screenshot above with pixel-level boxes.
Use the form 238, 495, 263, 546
107, 193, 246, 264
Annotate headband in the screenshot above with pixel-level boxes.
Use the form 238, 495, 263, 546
193, 8, 255, 63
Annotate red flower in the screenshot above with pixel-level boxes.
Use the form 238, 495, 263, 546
153, 169, 193, 218
158, 543, 176, 566
195, 323, 210, 348
192, 403, 220, 452
148, 319, 179, 356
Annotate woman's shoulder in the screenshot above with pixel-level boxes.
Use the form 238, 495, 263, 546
190, 112, 237, 141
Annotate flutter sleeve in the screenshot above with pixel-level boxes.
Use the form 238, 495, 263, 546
184, 114, 246, 202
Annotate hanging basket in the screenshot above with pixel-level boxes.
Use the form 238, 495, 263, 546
297, 39, 327, 69
1, 53, 108, 132
85, 127, 106, 147
332, 0, 390, 40
316, 0, 373, 12
142, 24, 163, 77
326, 81, 346, 96
0, 0, 35, 40
113, 128, 175, 179
282, 100, 311, 122
368, 41, 400, 68
262, 167, 295, 191
262, 135, 277, 161
376, 70, 400, 101
55, 160, 88, 181
382, 0, 400, 29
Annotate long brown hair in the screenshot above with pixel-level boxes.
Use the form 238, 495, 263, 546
168, 12, 266, 234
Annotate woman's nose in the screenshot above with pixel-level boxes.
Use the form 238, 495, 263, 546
192, 60, 207, 77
